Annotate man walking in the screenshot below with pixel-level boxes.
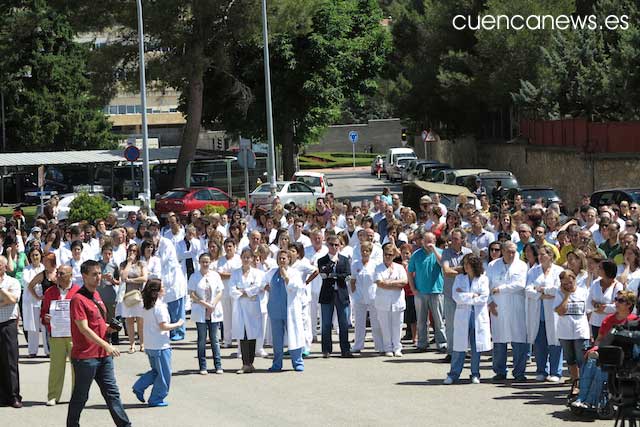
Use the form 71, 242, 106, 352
67, 260, 130, 427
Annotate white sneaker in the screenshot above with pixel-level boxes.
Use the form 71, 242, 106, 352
215, 369, 224, 374
257, 349, 268, 358
471, 377, 480, 384
46, 399, 56, 406
443, 376, 454, 385
535, 374, 547, 382
199, 370, 208, 375
384, 352, 394, 357
393, 350, 403, 357
546, 375, 560, 383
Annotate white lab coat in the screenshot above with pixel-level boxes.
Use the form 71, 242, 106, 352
451, 273, 492, 353
525, 264, 562, 346
486, 257, 528, 343
156, 236, 186, 303
264, 267, 306, 350
176, 238, 203, 281
230, 267, 265, 340
374, 262, 407, 312
21, 264, 45, 332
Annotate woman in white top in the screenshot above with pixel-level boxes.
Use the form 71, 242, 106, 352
349, 241, 383, 354
188, 253, 224, 375
618, 245, 640, 297
525, 246, 563, 382
140, 240, 162, 280
374, 244, 407, 357
22, 248, 46, 357
444, 254, 491, 385
133, 279, 184, 407
289, 242, 318, 356
217, 238, 242, 348
206, 239, 222, 271
554, 270, 591, 391
230, 248, 265, 374
67, 240, 85, 286
566, 249, 588, 289
120, 243, 149, 353
587, 259, 624, 338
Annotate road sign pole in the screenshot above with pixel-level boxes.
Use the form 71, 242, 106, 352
130, 161, 135, 200
352, 142, 355, 170
243, 149, 250, 209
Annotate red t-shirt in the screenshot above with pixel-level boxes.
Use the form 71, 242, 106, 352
599, 313, 638, 338
70, 291, 109, 359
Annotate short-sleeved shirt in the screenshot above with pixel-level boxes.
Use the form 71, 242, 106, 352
142, 302, 171, 350
0, 274, 21, 322
408, 248, 443, 294
70, 292, 109, 359
553, 287, 590, 340
441, 246, 472, 298
98, 260, 120, 306
188, 270, 224, 323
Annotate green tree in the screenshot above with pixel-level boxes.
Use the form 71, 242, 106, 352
0, 1, 115, 151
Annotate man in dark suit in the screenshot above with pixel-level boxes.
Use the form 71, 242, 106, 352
317, 234, 352, 358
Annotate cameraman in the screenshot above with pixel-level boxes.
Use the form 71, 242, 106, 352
571, 290, 638, 409
67, 260, 130, 427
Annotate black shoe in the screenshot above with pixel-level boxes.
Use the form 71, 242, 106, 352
513, 375, 528, 382
492, 374, 507, 382
443, 354, 452, 363
341, 352, 354, 358
10, 400, 23, 409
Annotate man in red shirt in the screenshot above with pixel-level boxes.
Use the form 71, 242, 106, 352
66, 260, 130, 427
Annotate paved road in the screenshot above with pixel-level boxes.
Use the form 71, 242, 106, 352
311, 166, 403, 203
7, 168, 611, 426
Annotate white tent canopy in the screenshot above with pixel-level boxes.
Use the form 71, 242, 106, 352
0, 147, 181, 167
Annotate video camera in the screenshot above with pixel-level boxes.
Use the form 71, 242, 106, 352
598, 320, 640, 424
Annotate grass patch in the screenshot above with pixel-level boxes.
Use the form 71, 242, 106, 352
299, 152, 381, 169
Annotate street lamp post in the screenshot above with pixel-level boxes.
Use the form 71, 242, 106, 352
136, 0, 151, 209
261, 0, 277, 197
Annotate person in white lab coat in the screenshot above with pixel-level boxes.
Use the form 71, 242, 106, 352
374, 244, 407, 357
350, 241, 383, 354
487, 241, 529, 381
304, 229, 328, 342
289, 243, 318, 356
264, 250, 306, 372
217, 238, 242, 348
230, 248, 265, 374
525, 246, 563, 383
444, 254, 491, 385
188, 253, 224, 375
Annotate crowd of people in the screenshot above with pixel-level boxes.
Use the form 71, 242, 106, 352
0, 185, 639, 425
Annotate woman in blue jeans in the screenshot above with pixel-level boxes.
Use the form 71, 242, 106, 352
188, 253, 225, 375
133, 279, 184, 407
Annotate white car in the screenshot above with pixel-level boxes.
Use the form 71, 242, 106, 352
291, 171, 332, 198
36, 193, 159, 223
249, 181, 318, 209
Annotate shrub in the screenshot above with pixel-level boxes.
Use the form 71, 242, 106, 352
202, 204, 228, 216
68, 193, 112, 223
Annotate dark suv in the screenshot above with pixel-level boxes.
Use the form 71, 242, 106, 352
590, 188, 640, 207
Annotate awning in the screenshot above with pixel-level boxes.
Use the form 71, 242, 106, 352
0, 147, 181, 167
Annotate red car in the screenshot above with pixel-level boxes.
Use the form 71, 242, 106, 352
155, 187, 246, 218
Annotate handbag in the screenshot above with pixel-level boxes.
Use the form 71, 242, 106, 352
123, 290, 143, 307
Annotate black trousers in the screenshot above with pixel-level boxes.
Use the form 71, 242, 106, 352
0, 319, 21, 405
240, 330, 256, 367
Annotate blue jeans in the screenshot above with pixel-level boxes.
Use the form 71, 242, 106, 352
67, 357, 130, 427
321, 301, 350, 354
448, 310, 481, 380
493, 342, 529, 378
270, 317, 304, 371
577, 357, 608, 405
133, 348, 172, 406
196, 321, 222, 371
533, 321, 563, 377
167, 298, 186, 341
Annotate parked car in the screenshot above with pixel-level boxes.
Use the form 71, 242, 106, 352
370, 157, 385, 175
249, 181, 317, 209
387, 157, 414, 182
403, 160, 441, 182
292, 171, 332, 198
155, 187, 245, 218
36, 193, 158, 223
458, 171, 519, 200
384, 147, 416, 178
433, 168, 491, 185
590, 188, 640, 207
506, 186, 562, 207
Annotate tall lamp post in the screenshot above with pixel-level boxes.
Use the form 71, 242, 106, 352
261, 0, 277, 197
136, 0, 151, 209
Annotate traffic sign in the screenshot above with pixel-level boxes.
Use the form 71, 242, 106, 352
426, 130, 436, 142
349, 131, 359, 144
421, 130, 428, 143
124, 145, 140, 162
237, 149, 256, 169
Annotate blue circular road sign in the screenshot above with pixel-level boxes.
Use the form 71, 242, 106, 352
124, 145, 140, 162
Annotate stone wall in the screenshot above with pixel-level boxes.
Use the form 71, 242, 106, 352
309, 119, 404, 153
424, 138, 640, 211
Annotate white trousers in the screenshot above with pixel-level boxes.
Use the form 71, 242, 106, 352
352, 302, 383, 352
301, 302, 312, 351
378, 310, 403, 353
27, 307, 50, 356
309, 293, 320, 339
257, 312, 270, 351
222, 296, 234, 346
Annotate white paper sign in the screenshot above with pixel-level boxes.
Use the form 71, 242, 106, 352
50, 299, 71, 338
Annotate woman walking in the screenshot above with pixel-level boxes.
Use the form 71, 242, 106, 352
120, 243, 148, 353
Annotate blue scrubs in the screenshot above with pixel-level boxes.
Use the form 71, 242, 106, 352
268, 270, 304, 371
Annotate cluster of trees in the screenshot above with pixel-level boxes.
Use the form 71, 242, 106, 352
1, 0, 638, 183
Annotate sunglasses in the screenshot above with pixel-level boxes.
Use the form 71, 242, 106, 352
614, 298, 629, 303
490, 248, 501, 252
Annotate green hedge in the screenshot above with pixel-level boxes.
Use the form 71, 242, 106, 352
299, 152, 381, 169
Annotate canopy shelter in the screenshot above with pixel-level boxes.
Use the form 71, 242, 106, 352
402, 180, 476, 212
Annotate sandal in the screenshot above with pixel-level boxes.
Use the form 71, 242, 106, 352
128, 346, 136, 354
139, 345, 145, 352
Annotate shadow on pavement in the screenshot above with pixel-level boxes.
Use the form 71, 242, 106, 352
85, 403, 149, 410
396, 379, 444, 386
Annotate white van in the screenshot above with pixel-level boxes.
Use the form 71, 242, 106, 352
385, 147, 416, 179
